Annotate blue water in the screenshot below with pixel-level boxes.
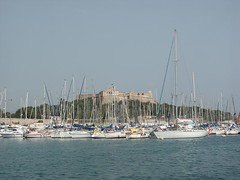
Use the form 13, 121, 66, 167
0, 136, 240, 180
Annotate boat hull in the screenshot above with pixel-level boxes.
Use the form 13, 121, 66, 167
92, 133, 106, 139
154, 130, 208, 139
71, 131, 92, 138
104, 131, 126, 139
1, 132, 24, 138
126, 133, 150, 139
225, 129, 239, 135
24, 132, 47, 138
51, 131, 72, 138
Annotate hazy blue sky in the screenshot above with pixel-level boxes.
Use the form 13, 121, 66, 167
0, 0, 240, 113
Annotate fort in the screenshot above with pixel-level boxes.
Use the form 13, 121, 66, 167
79, 86, 156, 105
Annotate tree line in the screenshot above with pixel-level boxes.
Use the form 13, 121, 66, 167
0, 97, 235, 124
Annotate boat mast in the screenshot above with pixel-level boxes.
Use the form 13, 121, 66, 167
111, 83, 116, 124
174, 29, 179, 119
84, 77, 86, 123
25, 92, 28, 119
192, 72, 197, 124
43, 85, 46, 120
113, 84, 116, 124
0, 91, 3, 118
63, 79, 67, 126
34, 99, 37, 119
72, 76, 75, 121
220, 92, 223, 124
4, 87, 7, 118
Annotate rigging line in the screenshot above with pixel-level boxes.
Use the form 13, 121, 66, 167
49, 91, 55, 117
44, 84, 52, 109
76, 76, 86, 119
61, 79, 73, 124
44, 84, 57, 127
66, 78, 73, 103
157, 37, 174, 117
79, 76, 86, 98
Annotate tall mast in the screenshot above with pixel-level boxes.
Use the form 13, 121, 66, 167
84, 77, 86, 122
192, 72, 197, 124
25, 92, 28, 119
72, 76, 75, 120
63, 79, 67, 125
113, 84, 116, 124
155, 89, 158, 121
4, 87, 7, 118
174, 29, 179, 119
220, 92, 223, 124
43, 85, 46, 120
34, 99, 37, 119
0, 91, 3, 118
20, 98, 23, 119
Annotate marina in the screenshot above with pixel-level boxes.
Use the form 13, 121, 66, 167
0, 0, 239, 179
1, 118, 240, 140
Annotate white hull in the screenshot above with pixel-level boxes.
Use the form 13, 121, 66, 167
71, 131, 92, 138
215, 130, 225, 135
1, 132, 24, 138
104, 131, 126, 139
126, 133, 150, 139
24, 132, 47, 138
92, 132, 106, 139
154, 130, 208, 139
225, 129, 239, 135
210, 128, 225, 135
51, 130, 72, 138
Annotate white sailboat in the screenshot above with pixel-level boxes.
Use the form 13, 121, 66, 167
154, 29, 208, 140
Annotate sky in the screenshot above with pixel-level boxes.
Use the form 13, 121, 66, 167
0, 0, 240, 113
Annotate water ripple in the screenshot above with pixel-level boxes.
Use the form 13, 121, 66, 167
0, 136, 240, 179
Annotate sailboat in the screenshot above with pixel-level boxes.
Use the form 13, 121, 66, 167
154, 30, 208, 139
126, 127, 150, 139
104, 124, 126, 139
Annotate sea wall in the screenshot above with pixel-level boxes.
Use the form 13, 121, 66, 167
0, 118, 50, 125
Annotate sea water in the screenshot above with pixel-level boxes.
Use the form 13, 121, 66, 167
0, 136, 240, 180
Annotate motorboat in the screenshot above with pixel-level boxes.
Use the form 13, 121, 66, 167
1, 128, 25, 138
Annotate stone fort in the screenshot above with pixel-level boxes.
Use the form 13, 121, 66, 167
79, 87, 156, 104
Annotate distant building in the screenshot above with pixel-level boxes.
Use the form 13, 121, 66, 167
97, 87, 126, 104
95, 87, 156, 105
78, 87, 156, 105
126, 91, 155, 103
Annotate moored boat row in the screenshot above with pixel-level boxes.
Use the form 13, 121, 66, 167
1, 122, 240, 140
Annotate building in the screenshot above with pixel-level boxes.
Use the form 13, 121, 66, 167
96, 87, 156, 105
77, 87, 157, 121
